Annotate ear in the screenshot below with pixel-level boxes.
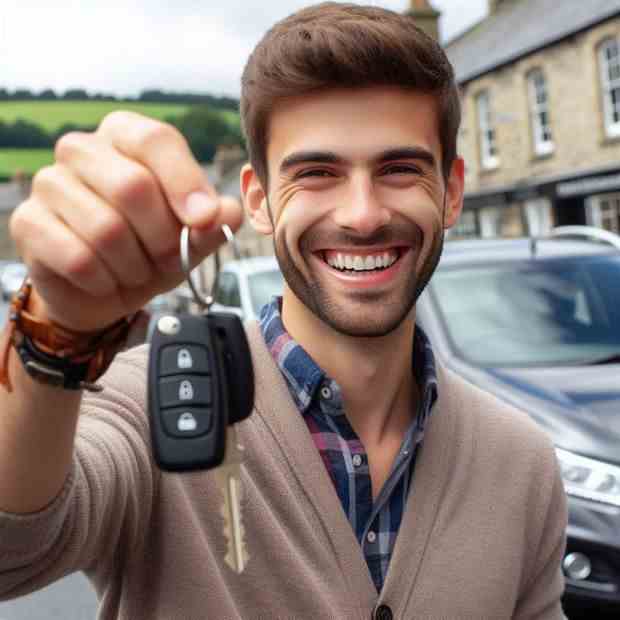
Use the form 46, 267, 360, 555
443, 157, 465, 229
240, 163, 273, 235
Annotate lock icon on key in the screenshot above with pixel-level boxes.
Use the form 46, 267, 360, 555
177, 348, 193, 369
177, 412, 198, 432
178, 380, 194, 401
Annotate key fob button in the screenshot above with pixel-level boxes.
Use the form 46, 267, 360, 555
162, 407, 213, 438
159, 376, 212, 408
160, 345, 210, 376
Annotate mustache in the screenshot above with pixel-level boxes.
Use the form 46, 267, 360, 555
300, 223, 422, 251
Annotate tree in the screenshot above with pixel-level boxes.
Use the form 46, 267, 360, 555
168, 105, 243, 163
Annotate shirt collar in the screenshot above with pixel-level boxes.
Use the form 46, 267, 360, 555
259, 296, 438, 416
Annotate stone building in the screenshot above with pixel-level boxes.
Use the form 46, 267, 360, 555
443, 0, 620, 238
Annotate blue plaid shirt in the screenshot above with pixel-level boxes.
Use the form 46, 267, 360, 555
259, 298, 438, 592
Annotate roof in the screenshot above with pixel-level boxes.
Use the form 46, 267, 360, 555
440, 236, 620, 268
445, 0, 620, 84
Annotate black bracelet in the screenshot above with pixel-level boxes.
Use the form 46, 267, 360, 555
15, 335, 102, 392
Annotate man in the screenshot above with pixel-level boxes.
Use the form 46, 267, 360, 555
0, 3, 567, 619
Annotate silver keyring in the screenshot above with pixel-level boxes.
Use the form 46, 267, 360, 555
180, 224, 240, 311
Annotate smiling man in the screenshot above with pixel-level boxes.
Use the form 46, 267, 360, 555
0, 3, 567, 619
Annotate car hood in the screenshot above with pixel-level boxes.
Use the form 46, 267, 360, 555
457, 362, 620, 465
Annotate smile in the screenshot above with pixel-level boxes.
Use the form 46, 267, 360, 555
321, 249, 402, 273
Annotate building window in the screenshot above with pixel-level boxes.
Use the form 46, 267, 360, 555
527, 70, 554, 156
587, 193, 620, 234
599, 38, 620, 138
476, 91, 499, 169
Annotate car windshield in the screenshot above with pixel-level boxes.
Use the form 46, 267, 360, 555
431, 255, 620, 367
248, 269, 284, 316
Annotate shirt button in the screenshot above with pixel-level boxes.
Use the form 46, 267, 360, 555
352, 454, 363, 467
367, 530, 377, 544
374, 604, 393, 620
320, 386, 332, 400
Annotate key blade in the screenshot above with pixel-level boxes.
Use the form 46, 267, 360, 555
219, 467, 249, 573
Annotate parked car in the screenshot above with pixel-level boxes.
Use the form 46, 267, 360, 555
416, 226, 620, 618
210, 255, 284, 321
0, 261, 27, 301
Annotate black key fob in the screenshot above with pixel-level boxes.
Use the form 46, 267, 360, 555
147, 312, 254, 472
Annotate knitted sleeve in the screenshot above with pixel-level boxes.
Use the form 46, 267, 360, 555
0, 344, 158, 601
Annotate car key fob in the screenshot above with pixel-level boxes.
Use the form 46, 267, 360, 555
147, 312, 254, 472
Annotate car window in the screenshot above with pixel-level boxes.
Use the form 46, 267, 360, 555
430, 255, 620, 366
213, 272, 241, 308
248, 269, 284, 316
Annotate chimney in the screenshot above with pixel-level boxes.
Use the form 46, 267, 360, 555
406, 0, 441, 41
213, 143, 246, 181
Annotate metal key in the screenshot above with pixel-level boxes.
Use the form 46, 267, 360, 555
215, 423, 249, 573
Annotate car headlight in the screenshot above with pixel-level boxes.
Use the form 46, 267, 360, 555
556, 448, 620, 507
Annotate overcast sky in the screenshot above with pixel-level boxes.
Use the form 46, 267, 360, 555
2, 0, 487, 98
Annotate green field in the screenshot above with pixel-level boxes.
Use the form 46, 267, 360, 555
0, 101, 193, 132
0, 148, 54, 177
0, 100, 240, 178
0, 100, 240, 132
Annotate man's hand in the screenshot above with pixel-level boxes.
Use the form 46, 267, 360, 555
9, 110, 243, 332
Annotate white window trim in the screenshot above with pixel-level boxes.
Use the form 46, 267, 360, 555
599, 38, 620, 138
527, 70, 554, 156
476, 91, 500, 170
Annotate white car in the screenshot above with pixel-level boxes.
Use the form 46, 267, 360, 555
210, 256, 284, 322
0, 262, 28, 301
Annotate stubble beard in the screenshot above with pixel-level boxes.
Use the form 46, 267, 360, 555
273, 225, 445, 338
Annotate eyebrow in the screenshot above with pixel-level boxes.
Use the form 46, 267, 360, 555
278, 146, 437, 175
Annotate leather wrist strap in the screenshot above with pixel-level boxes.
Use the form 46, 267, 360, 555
0, 277, 144, 392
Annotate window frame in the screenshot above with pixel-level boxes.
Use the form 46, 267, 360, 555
586, 192, 620, 234
599, 37, 620, 138
475, 90, 500, 170
527, 69, 554, 156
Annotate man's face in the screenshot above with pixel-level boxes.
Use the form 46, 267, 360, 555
249, 86, 463, 337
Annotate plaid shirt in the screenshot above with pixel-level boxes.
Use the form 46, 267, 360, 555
260, 298, 438, 593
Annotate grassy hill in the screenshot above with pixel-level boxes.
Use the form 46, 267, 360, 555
0, 100, 240, 179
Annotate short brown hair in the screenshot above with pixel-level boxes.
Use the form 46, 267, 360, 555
240, 2, 461, 187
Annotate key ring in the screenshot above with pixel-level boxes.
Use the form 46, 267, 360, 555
180, 224, 241, 312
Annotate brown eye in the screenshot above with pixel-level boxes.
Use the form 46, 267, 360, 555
297, 169, 333, 179
383, 165, 421, 175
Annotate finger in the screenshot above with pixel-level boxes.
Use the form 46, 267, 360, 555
96, 111, 220, 228
31, 164, 155, 289
10, 199, 118, 297
189, 195, 245, 262
54, 132, 183, 274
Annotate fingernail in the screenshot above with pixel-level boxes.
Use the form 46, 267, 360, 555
184, 192, 217, 224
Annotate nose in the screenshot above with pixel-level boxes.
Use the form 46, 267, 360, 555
331, 173, 391, 237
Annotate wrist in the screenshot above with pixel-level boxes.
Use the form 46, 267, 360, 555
0, 278, 144, 393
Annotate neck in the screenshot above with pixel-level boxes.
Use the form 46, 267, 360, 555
280, 288, 418, 447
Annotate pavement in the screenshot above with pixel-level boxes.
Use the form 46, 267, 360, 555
0, 573, 98, 619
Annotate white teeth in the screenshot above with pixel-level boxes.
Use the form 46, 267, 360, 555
325, 251, 398, 271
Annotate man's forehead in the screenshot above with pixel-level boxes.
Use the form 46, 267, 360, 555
267, 87, 441, 167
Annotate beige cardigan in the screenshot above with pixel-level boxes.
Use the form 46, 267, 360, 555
0, 322, 567, 619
